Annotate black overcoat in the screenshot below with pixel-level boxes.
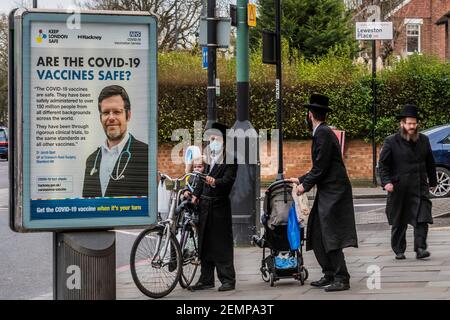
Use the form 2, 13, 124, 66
378, 132, 437, 227
82, 134, 148, 197
193, 157, 237, 262
299, 123, 358, 253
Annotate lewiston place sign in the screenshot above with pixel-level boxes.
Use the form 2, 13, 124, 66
356, 22, 393, 40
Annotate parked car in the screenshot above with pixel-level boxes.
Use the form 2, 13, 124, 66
422, 124, 450, 198
0, 126, 8, 160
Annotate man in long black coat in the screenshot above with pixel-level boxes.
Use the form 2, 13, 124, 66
191, 122, 238, 292
289, 94, 358, 292
378, 104, 437, 260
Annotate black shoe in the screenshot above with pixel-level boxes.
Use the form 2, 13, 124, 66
190, 282, 214, 290
324, 279, 350, 292
395, 253, 406, 260
416, 248, 430, 259
218, 283, 235, 292
310, 277, 333, 287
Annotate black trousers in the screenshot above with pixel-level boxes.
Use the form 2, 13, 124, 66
311, 214, 350, 282
391, 223, 429, 254
198, 259, 236, 286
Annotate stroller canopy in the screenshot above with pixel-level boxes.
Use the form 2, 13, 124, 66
263, 180, 294, 229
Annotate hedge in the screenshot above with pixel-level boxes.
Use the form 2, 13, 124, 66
158, 50, 450, 143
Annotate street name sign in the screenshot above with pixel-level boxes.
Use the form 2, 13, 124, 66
355, 22, 393, 40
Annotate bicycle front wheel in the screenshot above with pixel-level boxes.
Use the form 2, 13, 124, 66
130, 226, 182, 299
179, 224, 200, 288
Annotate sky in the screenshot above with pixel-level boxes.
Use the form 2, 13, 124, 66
0, 0, 77, 15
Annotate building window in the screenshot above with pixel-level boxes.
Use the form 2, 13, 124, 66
406, 24, 420, 54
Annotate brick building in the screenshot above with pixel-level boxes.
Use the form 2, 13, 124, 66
354, 0, 450, 60
385, 0, 450, 60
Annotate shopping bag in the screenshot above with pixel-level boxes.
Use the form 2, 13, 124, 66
292, 184, 310, 225
157, 179, 171, 218
287, 203, 301, 250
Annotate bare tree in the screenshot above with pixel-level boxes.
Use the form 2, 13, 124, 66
82, 0, 204, 50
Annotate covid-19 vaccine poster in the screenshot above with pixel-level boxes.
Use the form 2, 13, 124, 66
11, 10, 157, 231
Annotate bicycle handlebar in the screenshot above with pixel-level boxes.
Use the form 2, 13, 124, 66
159, 171, 207, 183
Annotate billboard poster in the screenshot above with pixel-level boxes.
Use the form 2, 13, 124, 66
10, 10, 158, 231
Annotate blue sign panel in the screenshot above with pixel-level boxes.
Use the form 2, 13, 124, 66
202, 47, 208, 69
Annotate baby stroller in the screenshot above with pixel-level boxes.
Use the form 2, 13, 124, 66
254, 180, 308, 286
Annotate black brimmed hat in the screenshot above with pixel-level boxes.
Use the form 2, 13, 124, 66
210, 122, 229, 137
304, 94, 332, 113
396, 104, 421, 120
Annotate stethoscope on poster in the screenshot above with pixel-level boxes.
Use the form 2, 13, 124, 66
90, 136, 132, 181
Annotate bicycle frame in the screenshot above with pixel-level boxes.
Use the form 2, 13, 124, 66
154, 172, 203, 266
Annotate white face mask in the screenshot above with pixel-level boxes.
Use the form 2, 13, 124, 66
209, 140, 223, 154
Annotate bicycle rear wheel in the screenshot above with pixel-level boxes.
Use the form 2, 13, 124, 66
178, 224, 200, 288
130, 226, 182, 299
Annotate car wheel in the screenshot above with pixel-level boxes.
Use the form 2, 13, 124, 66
430, 167, 450, 198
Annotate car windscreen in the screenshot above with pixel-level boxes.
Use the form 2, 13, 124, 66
0, 130, 7, 142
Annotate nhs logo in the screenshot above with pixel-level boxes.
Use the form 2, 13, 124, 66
129, 31, 141, 37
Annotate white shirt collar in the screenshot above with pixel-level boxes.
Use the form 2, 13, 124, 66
209, 152, 223, 172
101, 132, 130, 154
312, 123, 322, 137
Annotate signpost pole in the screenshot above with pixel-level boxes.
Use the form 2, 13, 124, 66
206, 0, 218, 128
355, 17, 391, 187
371, 40, 377, 186
275, 0, 283, 181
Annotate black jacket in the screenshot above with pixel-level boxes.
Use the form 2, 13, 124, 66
193, 155, 237, 262
299, 123, 358, 252
378, 132, 437, 227
82, 134, 148, 197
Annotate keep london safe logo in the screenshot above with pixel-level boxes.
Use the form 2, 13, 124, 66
35, 28, 69, 44
36, 29, 47, 43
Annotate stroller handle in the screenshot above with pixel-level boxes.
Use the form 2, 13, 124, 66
267, 179, 294, 190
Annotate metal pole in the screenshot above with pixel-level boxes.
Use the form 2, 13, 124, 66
275, 0, 283, 181
372, 39, 377, 186
230, 0, 258, 246
206, 0, 217, 128
236, 0, 249, 119
33, 0, 37, 8
53, 232, 57, 300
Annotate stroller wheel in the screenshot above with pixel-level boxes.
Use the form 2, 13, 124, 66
269, 273, 275, 287
298, 267, 308, 285
303, 268, 309, 281
261, 267, 270, 282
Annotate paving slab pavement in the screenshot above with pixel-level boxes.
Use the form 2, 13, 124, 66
112, 226, 450, 300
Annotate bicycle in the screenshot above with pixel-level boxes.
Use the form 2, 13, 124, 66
175, 197, 201, 288
130, 171, 205, 298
